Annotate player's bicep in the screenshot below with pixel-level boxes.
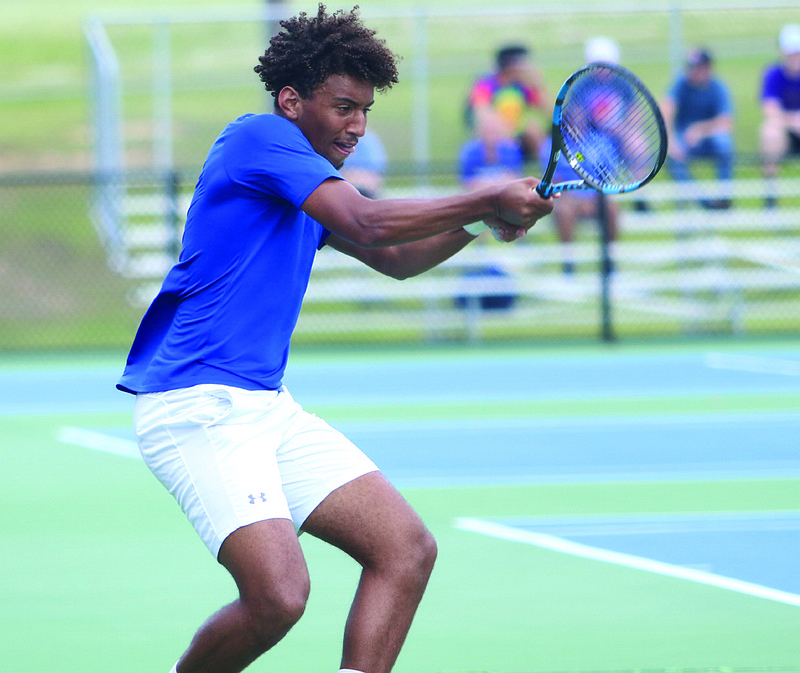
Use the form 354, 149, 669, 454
301, 177, 374, 243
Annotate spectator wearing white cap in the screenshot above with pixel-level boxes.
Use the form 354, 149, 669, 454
661, 47, 735, 209
538, 37, 623, 275
760, 24, 800, 207
585, 36, 621, 66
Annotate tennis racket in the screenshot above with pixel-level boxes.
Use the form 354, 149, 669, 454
535, 62, 667, 198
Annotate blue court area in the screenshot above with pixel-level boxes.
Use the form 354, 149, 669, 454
306, 347, 800, 605
503, 512, 800, 596
334, 413, 800, 485
4, 341, 800, 619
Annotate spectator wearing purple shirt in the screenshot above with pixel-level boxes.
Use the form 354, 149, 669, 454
760, 24, 800, 207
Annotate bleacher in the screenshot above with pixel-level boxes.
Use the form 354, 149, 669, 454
112, 174, 800, 340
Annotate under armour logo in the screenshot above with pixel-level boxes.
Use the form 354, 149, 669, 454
248, 493, 267, 504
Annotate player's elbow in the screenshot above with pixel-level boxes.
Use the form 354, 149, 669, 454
362, 246, 421, 280
385, 266, 415, 281
349, 224, 389, 249
373, 251, 417, 280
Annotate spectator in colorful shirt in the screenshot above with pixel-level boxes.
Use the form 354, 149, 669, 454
466, 44, 549, 160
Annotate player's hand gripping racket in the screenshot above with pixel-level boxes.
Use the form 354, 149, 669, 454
535, 62, 667, 198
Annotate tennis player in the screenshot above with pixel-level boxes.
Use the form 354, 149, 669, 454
117, 6, 553, 673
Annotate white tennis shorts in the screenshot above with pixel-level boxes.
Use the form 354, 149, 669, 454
133, 384, 378, 559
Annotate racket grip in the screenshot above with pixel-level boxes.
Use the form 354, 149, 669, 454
535, 183, 552, 198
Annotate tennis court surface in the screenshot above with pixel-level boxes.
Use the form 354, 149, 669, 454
2, 339, 799, 673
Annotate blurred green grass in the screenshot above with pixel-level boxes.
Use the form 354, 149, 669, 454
0, 0, 793, 170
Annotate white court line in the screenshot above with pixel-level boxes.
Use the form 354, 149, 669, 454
454, 517, 800, 608
705, 352, 800, 376
56, 426, 140, 459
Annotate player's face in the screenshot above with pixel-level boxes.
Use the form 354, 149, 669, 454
295, 74, 375, 169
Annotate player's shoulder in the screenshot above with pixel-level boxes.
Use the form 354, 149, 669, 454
223, 113, 310, 156
229, 112, 297, 135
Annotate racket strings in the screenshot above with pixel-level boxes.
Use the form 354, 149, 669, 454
560, 66, 664, 190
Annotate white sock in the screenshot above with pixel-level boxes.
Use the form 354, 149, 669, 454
169, 664, 178, 673
339, 669, 365, 673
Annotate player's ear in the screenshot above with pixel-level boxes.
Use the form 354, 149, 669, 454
277, 86, 302, 120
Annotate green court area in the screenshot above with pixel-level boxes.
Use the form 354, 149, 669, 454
2, 340, 799, 673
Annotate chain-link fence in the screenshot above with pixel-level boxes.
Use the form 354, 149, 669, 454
3, 3, 800, 351
2, 159, 800, 351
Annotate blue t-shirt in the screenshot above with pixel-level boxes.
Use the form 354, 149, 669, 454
668, 76, 732, 133
761, 63, 800, 111
117, 113, 341, 394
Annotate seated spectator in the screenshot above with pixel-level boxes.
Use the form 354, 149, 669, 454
338, 130, 387, 199
539, 137, 620, 275
465, 44, 549, 160
661, 48, 735, 210
459, 112, 525, 192
538, 36, 623, 276
760, 24, 800, 208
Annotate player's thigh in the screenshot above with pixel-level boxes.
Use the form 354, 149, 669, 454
276, 393, 379, 531
301, 471, 435, 568
219, 518, 310, 610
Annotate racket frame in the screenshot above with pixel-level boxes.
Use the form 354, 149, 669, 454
536, 62, 667, 198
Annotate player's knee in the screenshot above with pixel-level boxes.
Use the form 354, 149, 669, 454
272, 583, 309, 625
395, 525, 438, 588
418, 527, 438, 578
245, 584, 309, 648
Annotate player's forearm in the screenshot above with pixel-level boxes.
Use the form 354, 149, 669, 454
332, 226, 478, 280
303, 178, 498, 248
305, 176, 550, 250
355, 178, 552, 248
354, 191, 502, 247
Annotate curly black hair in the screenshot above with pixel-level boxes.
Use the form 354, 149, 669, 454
254, 5, 399, 103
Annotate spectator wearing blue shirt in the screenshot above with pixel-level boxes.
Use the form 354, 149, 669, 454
661, 48, 735, 209
459, 113, 525, 192
760, 24, 800, 207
